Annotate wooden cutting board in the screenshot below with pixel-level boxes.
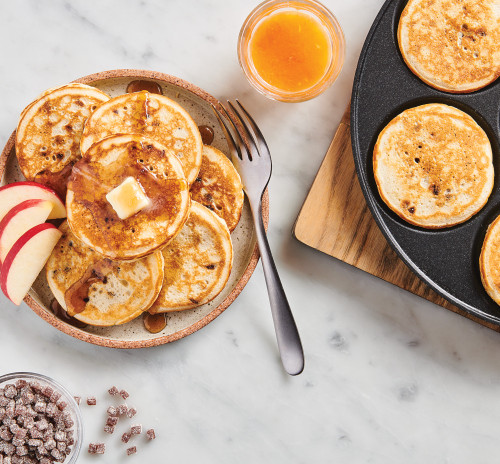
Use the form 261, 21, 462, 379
293, 104, 500, 332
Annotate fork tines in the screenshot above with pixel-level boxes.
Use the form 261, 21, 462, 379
212, 100, 268, 162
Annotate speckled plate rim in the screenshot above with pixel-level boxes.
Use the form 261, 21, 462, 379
0, 69, 269, 349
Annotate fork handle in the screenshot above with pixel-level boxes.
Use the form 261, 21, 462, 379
250, 199, 304, 376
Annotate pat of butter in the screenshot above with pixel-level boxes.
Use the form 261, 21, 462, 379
106, 177, 150, 220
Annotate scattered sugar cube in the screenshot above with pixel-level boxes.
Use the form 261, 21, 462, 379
104, 425, 115, 434
131, 424, 142, 435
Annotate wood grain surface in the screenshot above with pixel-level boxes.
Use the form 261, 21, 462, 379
293, 104, 500, 332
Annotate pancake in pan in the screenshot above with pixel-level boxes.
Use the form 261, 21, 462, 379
46, 222, 164, 326
66, 134, 190, 260
373, 103, 493, 228
398, 0, 500, 93
480, 214, 500, 306
80, 91, 203, 184
190, 145, 244, 231
149, 201, 233, 313
16, 84, 110, 198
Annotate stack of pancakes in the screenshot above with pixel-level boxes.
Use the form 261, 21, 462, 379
16, 83, 244, 327
375, 0, 500, 305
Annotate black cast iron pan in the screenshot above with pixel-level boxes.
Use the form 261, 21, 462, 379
351, 0, 500, 324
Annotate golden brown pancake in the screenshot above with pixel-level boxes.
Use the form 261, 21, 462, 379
398, 0, 500, 93
46, 222, 164, 326
149, 201, 233, 313
80, 91, 203, 184
190, 145, 244, 231
373, 103, 493, 228
480, 215, 500, 305
66, 134, 190, 260
16, 84, 110, 198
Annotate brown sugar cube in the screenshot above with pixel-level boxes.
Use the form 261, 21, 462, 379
119, 389, 129, 400
51, 448, 64, 461
86, 397, 96, 406
130, 424, 142, 435
45, 438, 56, 451
106, 406, 117, 416
15, 380, 27, 389
57, 400, 67, 411
34, 401, 46, 414
106, 416, 118, 427
57, 441, 67, 453
108, 386, 119, 396
126, 446, 137, 456
41, 386, 53, 399
73, 396, 81, 405
4, 385, 17, 399
15, 445, 28, 456
54, 430, 66, 441
121, 432, 131, 444
126, 407, 137, 419
117, 404, 128, 415
11, 437, 24, 447
95, 443, 105, 454
88, 442, 105, 454
104, 425, 115, 434
146, 429, 156, 440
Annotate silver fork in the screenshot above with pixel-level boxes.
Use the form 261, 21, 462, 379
212, 100, 304, 376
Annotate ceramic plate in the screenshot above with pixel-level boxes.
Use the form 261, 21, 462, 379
0, 69, 268, 348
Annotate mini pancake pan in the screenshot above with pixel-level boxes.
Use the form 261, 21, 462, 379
351, 0, 500, 324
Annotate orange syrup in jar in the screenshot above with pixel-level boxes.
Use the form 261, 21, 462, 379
249, 9, 333, 93
239, 0, 345, 102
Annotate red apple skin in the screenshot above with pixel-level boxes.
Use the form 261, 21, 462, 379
0, 182, 65, 220
0, 199, 53, 264
1, 223, 60, 305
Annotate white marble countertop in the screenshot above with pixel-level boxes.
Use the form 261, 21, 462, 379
2, 0, 500, 462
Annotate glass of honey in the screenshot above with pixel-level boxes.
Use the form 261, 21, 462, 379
238, 0, 345, 102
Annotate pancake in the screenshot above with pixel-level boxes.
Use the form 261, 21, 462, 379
398, 0, 500, 93
190, 145, 244, 231
480, 214, 500, 305
66, 134, 190, 260
46, 222, 164, 326
149, 201, 233, 313
373, 103, 493, 228
16, 84, 110, 198
80, 91, 203, 184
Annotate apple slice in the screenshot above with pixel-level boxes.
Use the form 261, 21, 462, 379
1, 223, 62, 305
0, 182, 66, 222
0, 199, 54, 263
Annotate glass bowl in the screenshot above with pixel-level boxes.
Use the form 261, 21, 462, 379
238, 0, 345, 102
0, 372, 83, 463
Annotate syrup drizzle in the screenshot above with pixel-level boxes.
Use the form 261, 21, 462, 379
50, 299, 88, 328
126, 80, 163, 95
198, 125, 214, 145
64, 259, 114, 316
143, 312, 167, 333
